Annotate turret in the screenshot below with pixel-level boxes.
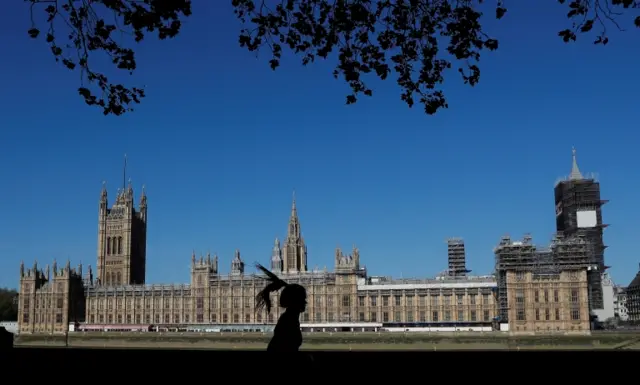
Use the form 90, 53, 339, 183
271, 237, 282, 272
231, 249, 244, 275
100, 181, 108, 214
138, 185, 147, 223
335, 245, 360, 271
84, 265, 94, 286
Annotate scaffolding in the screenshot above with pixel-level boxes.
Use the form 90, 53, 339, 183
555, 173, 608, 310
493, 233, 596, 322
447, 238, 468, 277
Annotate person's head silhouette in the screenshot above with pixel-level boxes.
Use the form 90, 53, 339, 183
255, 263, 307, 314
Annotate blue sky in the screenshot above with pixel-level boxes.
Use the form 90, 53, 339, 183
0, 2, 638, 289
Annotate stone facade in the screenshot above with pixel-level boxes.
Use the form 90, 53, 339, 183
504, 269, 590, 333
17, 260, 85, 334
16, 175, 593, 335
96, 181, 147, 286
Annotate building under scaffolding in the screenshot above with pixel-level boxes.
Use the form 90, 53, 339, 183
447, 238, 469, 277
494, 233, 595, 323
554, 148, 608, 310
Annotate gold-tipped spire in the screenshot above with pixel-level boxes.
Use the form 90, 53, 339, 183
569, 147, 583, 180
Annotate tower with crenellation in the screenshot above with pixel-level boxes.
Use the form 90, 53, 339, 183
96, 157, 148, 286
18, 259, 85, 334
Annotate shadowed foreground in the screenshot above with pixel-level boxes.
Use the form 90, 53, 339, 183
8, 346, 636, 381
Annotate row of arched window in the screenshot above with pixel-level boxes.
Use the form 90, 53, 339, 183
106, 236, 123, 255
105, 271, 122, 286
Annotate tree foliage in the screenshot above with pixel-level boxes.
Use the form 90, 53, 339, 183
26, 1, 640, 116
0, 288, 18, 322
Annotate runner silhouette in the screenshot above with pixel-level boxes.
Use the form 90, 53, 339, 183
255, 263, 307, 352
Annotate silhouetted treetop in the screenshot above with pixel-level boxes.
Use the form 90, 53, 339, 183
26, 1, 639, 116
0, 288, 18, 322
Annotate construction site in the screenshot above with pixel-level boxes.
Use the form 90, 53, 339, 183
447, 238, 469, 278
554, 148, 608, 310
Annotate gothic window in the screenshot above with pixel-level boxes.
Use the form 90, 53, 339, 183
106, 237, 111, 255
117, 237, 123, 254
117, 272, 122, 285
571, 309, 580, 320
112, 237, 117, 254
570, 290, 579, 303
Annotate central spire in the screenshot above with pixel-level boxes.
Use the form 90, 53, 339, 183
287, 189, 300, 240
569, 147, 583, 180
291, 189, 297, 216
283, 190, 307, 273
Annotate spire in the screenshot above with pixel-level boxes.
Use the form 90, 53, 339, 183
122, 153, 128, 192
569, 147, 583, 180
139, 184, 147, 206
101, 181, 108, 200
287, 190, 301, 240
291, 189, 297, 215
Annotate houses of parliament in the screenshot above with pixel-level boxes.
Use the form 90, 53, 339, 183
18, 149, 605, 335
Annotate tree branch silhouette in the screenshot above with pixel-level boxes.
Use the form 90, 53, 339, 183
26, 0, 639, 117
26, 0, 192, 116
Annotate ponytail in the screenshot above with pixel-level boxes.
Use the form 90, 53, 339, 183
255, 263, 288, 313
